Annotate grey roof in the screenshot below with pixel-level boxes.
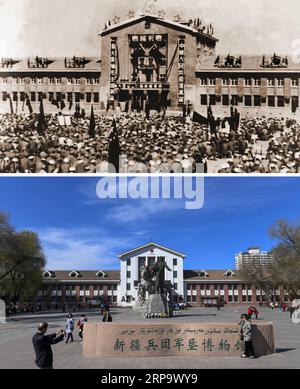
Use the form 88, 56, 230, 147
196, 55, 300, 73
42, 270, 120, 282
0, 57, 101, 73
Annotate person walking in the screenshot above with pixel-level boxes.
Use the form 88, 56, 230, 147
102, 307, 112, 322
239, 314, 256, 359
65, 313, 74, 343
253, 307, 259, 319
77, 314, 88, 343
32, 322, 65, 369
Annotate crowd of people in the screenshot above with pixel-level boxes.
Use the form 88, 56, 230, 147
0, 112, 300, 173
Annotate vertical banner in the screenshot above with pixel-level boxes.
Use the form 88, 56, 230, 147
110, 38, 118, 101
178, 36, 185, 105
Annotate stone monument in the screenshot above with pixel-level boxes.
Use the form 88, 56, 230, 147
0, 299, 6, 324
133, 257, 174, 317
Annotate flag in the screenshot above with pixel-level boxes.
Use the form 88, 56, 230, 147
88, 105, 96, 138
37, 98, 47, 134
25, 94, 33, 114
7, 94, 14, 114
192, 111, 208, 125
207, 105, 214, 120
108, 122, 121, 173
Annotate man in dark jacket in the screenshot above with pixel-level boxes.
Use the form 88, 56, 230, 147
32, 322, 65, 369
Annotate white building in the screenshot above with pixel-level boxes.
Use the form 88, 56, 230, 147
235, 247, 275, 270
118, 242, 186, 307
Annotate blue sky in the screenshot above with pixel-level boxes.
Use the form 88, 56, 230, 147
0, 177, 300, 270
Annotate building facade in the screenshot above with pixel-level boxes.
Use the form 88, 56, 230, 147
2, 8, 298, 116
235, 247, 275, 270
28, 242, 296, 309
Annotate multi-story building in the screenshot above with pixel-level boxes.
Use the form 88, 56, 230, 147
1, 8, 298, 116
0, 56, 101, 114
235, 247, 275, 270
24, 242, 295, 310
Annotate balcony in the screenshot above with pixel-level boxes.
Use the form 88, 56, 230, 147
116, 80, 170, 91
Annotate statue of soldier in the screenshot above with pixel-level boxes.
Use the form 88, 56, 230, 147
152, 257, 171, 295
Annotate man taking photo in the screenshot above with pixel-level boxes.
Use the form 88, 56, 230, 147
32, 322, 65, 369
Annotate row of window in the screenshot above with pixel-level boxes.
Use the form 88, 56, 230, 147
200, 94, 299, 108
2, 91, 100, 103
126, 270, 178, 279
200, 77, 299, 87
187, 294, 290, 303
41, 284, 117, 292
0, 77, 100, 85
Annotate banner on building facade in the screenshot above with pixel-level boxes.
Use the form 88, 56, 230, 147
110, 38, 118, 101
178, 36, 185, 105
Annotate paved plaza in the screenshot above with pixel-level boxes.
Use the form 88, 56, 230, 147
0, 307, 299, 369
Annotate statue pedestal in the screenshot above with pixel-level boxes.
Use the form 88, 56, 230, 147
146, 294, 167, 316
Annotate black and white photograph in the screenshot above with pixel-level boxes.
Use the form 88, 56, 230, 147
0, 0, 300, 174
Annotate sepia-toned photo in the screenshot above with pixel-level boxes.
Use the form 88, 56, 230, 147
0, 0, 300, 174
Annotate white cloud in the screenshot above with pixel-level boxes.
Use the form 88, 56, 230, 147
107, 198, 183, 223
38, 227, 140, 270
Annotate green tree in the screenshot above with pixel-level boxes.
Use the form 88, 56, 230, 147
0, 212, 45, 304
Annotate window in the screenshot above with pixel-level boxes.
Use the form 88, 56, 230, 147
234, 295, 239, 302
244, 95, 252, 106
292, 78, 299, 87
86, 92, 92, 103
127, 271, 131, 278
19, 78, 24, 84
75, 78, 81, 85
192, 284, 197, 290
209, 78, 215, 86
75, 93, 81, 103
174, 283, 178, 290
13, 92, 18, 101
86, 78, 92, 85
247, 295, 252, 303
12, 77, 18, 84
242, 295, 247, 302
94, 78, 100, 85
94, 93, 99, 103
56, 77, 61, 84
201, 94, 208, 105
277, 96, 285, 107
173, 258, 177, 266
253, 78, 261, 86
268, 78, 275, 86
254, 95, 261, 106
126, 283, 131, 291
49, 78, 55, 84
222, 78, 229, 86
127, 259, 131, 266
67, 78, 73, 85
20, 92, 25, 102
31, 92, 36, 102
173, 271, 178, 279
277, 78, 284, 86
268, 96, 275, 107
31, 77, 36, 84
231, 78, 238, 86
1, 77, 7, 83
228, 295, 233, 302
67, 92, 72, 102
209, 94, 216, 105
2, 92, 7, 102
113, 296, 117, 303
244, 78, 251, 86
37, 77, 43, 84
200, 78, 207, 86
192, 295, 196, 302
222, 95, 229, 106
